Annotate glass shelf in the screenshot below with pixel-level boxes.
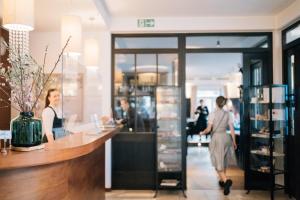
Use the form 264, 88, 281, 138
247, 84, 287, 193
250, 150, 285, 157
251, 133, 283, 139
156, 86, 182, 173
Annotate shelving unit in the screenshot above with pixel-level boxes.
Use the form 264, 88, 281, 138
245, 84, 288, 200
155, 86, 186, 198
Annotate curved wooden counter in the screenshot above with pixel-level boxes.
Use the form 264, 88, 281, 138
0, 128, 119, 200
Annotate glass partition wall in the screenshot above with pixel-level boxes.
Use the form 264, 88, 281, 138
111, 33, 273, 189
113, 52, 179, 133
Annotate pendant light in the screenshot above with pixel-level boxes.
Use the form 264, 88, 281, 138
84, 17, 99, 69
84, 38, 99, 68
61, 15, 82, 56
2, 0, 34, 56
2, 0, 34, 31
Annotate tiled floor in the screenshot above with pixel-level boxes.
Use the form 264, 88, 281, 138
106, 190, 291, 200
106, 138, 292, 200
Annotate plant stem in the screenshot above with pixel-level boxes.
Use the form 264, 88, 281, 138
30, 36, 71, 112
42, 46, 48, 84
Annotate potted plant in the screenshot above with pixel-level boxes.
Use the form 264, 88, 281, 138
0, 37, 70, 147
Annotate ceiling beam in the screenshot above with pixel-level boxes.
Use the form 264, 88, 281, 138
93, 0, 111, 28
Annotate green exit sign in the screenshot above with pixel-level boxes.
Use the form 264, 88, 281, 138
137, 19, 155, 28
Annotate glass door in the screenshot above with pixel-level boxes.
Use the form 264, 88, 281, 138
285, 47, 300, 197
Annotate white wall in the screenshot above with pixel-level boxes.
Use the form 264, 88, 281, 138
111, 16, 275, 33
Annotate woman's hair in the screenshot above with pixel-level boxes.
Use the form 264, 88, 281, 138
45, 89, 58, 108
216, 96, 227, 108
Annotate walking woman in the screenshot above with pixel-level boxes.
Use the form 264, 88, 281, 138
200, 96, 237, 195
42, 89, 64, 143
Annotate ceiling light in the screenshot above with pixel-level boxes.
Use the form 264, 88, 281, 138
216, 40, 221, 47
2, 0, 34, 31
61, 15, 82, 56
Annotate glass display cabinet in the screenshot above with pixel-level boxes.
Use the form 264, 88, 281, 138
155, 86, 185, 197
246, 84, 288, 200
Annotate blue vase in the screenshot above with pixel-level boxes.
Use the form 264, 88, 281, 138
11, 112, 42, 147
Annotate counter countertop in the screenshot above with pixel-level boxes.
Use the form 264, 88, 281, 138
0, 127, 119, 170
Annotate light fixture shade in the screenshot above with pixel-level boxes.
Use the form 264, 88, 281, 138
3, 0, 34, 31
84, 38, 99, 67
61, 15, 82, 56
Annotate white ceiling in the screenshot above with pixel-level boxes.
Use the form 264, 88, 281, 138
186, 53, 242, 80
29, 0, 105, 31
103, 0, 295, 17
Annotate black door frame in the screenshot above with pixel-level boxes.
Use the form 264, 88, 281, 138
111, 32, 273, 189
282, 19, 300, 199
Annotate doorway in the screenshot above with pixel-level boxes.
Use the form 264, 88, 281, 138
111, 33, 273, 190
185, 48, 272, 191
185, 52, 244, 190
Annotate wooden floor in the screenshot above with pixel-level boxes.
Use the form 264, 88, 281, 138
106, 136, 292, 200
187, 146, 244, 190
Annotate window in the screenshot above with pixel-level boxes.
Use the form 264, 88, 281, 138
285, 23, 300, 44
115, 37, 178, 49
186, 36, 268, 49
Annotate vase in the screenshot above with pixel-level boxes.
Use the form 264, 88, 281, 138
11, 112, 42, 147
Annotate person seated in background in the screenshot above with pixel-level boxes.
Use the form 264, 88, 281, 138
116, 98, 145, 132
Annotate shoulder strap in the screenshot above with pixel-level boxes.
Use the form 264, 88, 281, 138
48, 106, 58, 118
211, 111, 226, 134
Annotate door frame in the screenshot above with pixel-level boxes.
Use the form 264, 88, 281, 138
111, 32, 273, 189
282, 19, 300, 198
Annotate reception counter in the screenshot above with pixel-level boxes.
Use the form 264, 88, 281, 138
0, 127, 119, 200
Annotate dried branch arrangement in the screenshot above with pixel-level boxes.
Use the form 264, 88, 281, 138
0, 37, 71, 112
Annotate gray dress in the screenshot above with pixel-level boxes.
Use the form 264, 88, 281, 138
208, 109, 236, 171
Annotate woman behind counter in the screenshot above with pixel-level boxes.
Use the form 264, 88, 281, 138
42, 89, 63, 143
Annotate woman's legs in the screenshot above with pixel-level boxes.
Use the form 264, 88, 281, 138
217, 169, 232, 195
217, 170, 227, 182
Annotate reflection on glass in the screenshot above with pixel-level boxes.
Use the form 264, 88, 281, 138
136, 54, 156, 96
251, 59, 263, 86
115, 37, 178, 49
114, 54, 135, 96
285, 24, 300, 44
288, 55, 295, 94
114, 96, 137, 132
288, 54, 295, 136
186, 36, 268, 49
136, 96, 156, 133
158, 54, 178, 86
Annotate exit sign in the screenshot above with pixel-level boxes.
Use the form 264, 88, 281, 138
137, 19, 155, 28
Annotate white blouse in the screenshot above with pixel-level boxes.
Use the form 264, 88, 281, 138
42, 106, 62, 135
